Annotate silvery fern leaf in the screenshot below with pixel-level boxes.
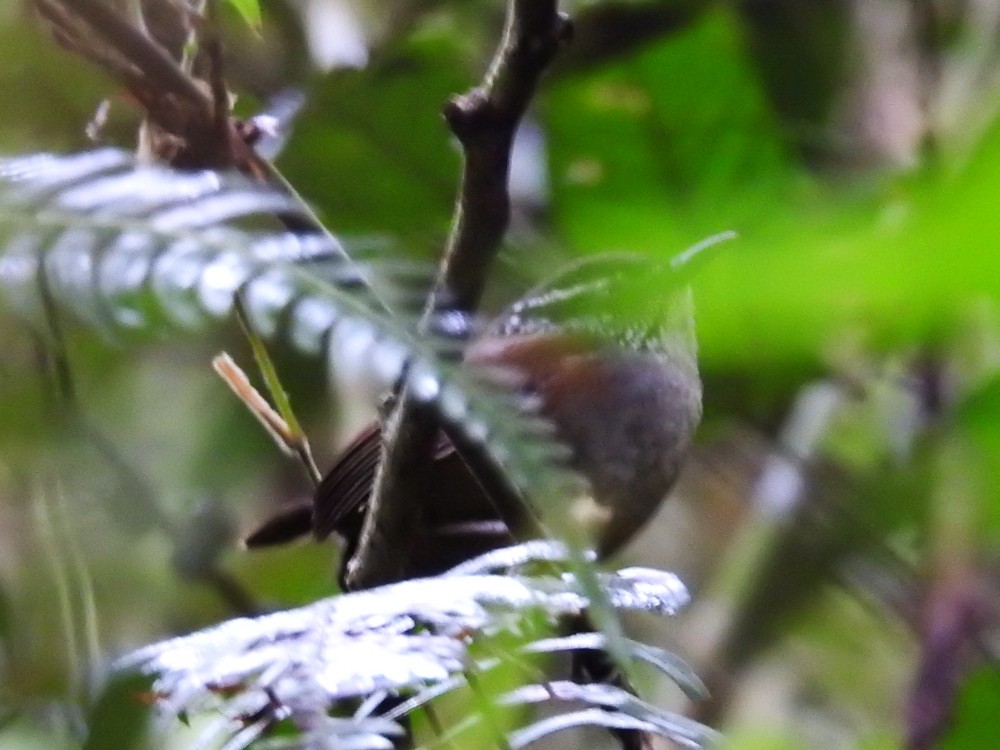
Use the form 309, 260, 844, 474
0, 149, 353, 331
384, 631, 705, 723
520, 632, 707, 700
500, 681, 721, 749
0, 149, 583, 514
120, 542, 699, 750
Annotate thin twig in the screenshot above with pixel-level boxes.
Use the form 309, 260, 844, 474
61, 0, 211, 112
345, 0, 570, 590
34, 0, 148, 90
204, 0, 234, 153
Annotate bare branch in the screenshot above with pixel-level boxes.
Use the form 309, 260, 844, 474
60, 0, 211, 112
437, 0, 570, 313
345, 0, 570, 590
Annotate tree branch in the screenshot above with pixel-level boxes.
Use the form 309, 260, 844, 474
344, 0, 570, 590
60, 0, 211, 112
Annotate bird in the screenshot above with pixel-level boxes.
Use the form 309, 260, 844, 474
245, 261, 703, 588
245, 264, 702, 750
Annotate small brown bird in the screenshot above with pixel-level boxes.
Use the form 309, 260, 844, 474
246, 275, 702, 587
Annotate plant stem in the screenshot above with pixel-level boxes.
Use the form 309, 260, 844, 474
345, 0, 570, 590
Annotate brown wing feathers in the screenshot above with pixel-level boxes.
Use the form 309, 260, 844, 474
311, 422, 384, 541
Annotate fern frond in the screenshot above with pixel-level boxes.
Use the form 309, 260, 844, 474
0, 149, 348, 330
501, 681, 720, 749
0, 149, 582, 532
385, 630, 706, 724
120, 542, 708, 750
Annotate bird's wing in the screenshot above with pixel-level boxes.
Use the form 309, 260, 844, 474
312, 422, 458, 540
312, 422, 384, 540
243, 501, 313, 547
245, 421, 459, 549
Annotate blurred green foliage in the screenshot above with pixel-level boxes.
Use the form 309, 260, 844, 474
942, 667, 1000, 750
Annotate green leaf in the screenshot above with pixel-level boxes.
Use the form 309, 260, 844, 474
941, 667, 1000, 750
234, 293, 307, 443
224, 0, 262, 30
546, 7, 790, 259
280, 31, 468, 242
82, 672, 153, 750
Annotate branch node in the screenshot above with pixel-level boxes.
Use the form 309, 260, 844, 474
555, 12, 574, 47
443, 90, 500, 144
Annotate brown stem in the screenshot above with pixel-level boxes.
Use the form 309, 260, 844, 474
34, 0, 144, 86
344, 0, 570, 590
436, 1, 570, 313
61, 0, 211, 113
204, 0, 233, 150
